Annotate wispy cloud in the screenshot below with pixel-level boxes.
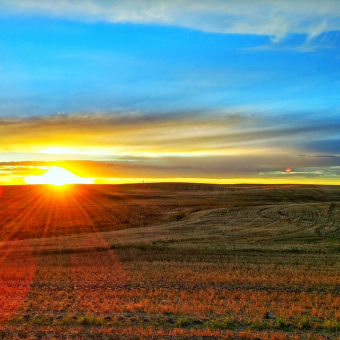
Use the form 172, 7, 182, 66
1, 152, 340, 184
1, 0, 340, 41
1, 110, 340, 160
1, 108, 340, 183
260, 166, 340, 179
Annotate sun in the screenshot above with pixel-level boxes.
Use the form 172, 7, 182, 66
25, 167, 93, 186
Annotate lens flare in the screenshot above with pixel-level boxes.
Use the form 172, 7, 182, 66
25, 167, 93, 186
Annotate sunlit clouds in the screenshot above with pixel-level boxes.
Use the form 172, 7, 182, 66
0, 1, 339, 185
1, 112, 340, 157
2, 0, 340, 40
0, 111, 340, 184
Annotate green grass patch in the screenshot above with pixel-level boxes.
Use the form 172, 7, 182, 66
175, 317, 197, 328
31, 315, 49, 325
59, 315, 74, 326
205, 317, 236, 330
297, 316, 312, 330
250, 320, 271, 330
275, 316, 289, 329
78, 315, 105, 326
323, 320, 340, 333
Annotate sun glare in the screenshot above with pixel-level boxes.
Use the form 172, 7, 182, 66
25, 167, 93, 186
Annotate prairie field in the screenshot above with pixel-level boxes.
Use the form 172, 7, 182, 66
0, 183, 340, 339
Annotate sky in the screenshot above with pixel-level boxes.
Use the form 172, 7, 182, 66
0, 0, 340, 185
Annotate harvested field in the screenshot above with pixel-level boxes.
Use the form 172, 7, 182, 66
0, 183, 340, 339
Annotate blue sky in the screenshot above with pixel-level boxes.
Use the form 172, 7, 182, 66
0, 0, 340, 184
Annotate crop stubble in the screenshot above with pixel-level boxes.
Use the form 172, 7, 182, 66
0, 183, 340, 339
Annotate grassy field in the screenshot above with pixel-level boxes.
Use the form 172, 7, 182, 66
0, 183, 340, 339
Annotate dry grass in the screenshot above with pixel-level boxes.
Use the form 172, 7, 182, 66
0, 183, 340, 339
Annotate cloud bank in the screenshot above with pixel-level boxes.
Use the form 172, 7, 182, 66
1, 0, 340, 40
0, 111, 340, 183
1, 111, 340, 156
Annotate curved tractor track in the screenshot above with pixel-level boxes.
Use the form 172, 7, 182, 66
169, 202, 340, 243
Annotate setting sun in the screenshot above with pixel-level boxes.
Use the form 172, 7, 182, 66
25, 167, 93, 186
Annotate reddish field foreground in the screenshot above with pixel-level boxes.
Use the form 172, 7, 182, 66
0, 183, 340, 339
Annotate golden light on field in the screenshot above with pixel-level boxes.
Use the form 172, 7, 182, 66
25, 166, 93, 186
